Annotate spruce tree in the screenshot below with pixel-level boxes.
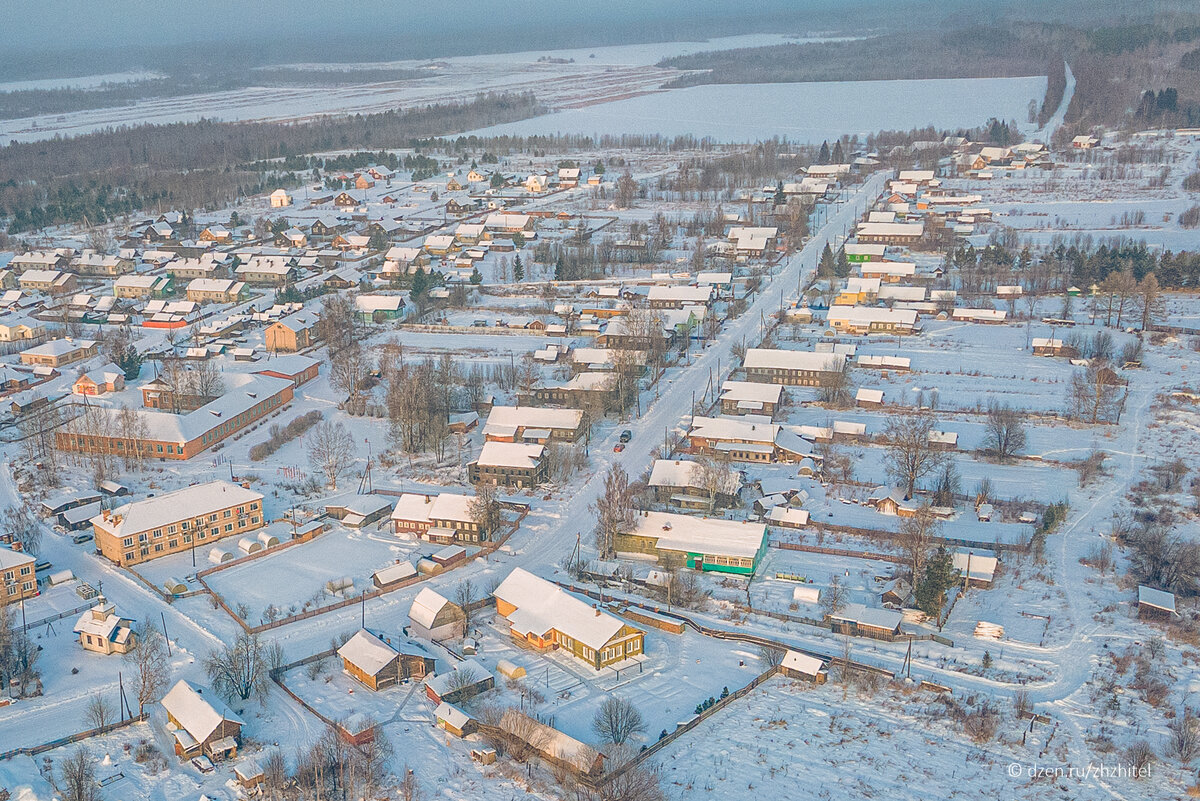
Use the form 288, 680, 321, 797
835, 247, 850, 278
818, 140, 831, 164
554, 254, 566, 281
915, 546, 956, 617
818, 243, 836, 278
513, 254, 525, 282
774, 180, 785, 206
832, 140, 845, 164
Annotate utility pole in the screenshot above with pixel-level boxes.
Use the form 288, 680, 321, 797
160, 612, 171, 657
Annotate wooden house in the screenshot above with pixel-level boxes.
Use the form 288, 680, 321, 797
408, 587, 466, 641
336, 629, 435, 691
435, 702, 476, 737
162, 680, 244, 761
780, 650, 827, 683
493, 568, 645, 670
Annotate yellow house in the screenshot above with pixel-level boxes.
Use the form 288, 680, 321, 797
493, 568, 645, 670
73, 596, 136, 655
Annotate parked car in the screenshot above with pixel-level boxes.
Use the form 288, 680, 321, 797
34, 561, 52, 573
619, 429, 633, 443
72, 533, 93, 545
613, 443, 625, 453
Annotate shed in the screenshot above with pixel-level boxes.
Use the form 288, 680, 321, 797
373, 561, 417, 589
234, 761, 264, 790
780, 650, 827, 682
434, 702, 476, 737
98, 480, 131, 497
48, 569, 75, 587
164, 577, 188, 595
431, 545, 466, 567
1137, 585, 1176, 621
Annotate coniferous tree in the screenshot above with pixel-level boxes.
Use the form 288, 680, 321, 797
835, 246, 850, 278
818, 243, 836, 278
915, 546, 956, 617
513, 254, 525, 282
818, 140, 831, 163
832, 140, 845, 163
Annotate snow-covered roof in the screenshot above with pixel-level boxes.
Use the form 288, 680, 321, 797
485, 405, 581, 435
629, 511, 768, 560
93, 481, 262, 538
1138, 585, 1175, 612
337, 629, 398, 676
475, 441, 544, 469
493, 568, 630, 650
409, 587, 453, 630
744, 348, 845, 373
22, 338, 95, 358
767, 506, 810, 527
162, 680, 244, 743
355, 294, 406, 313
827, 603, 902, 631
373, 561, 416, 585
856, 388, 884, 404
720, 380, 783, 405
434, 701, 472, 730
647, 285, 713, 303
647, 459, 740, 494
689, 416, 778, 445
425, 659, 492, 696
952, 551, 997, 582
781, 650, 824, 675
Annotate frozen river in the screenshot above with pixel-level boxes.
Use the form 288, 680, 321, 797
468, 75, 1048, 143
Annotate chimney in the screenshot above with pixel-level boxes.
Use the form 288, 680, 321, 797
10, 541, 22, 553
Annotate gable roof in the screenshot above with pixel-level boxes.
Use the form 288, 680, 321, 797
409, 587, 453, 630
162, 680, 244, 743
337, 629, 399, 676
493, 568, 630, 650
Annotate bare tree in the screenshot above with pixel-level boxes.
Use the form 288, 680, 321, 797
204, 631, 270, 703
58, 746, 100, 801
897, 504, 941, 582
817, 357, 854, 408
454, 580, 476, 638
983, 401, 1026, 462
693, 453, 737, 512
883, 412, 946, 498
398, 767, 423, 801
593, 743, 667, 800
1067, 363, 1125, 423
758, 645, 785, 667
615, 171, 638, 209
3, 504, 41, 555
1138, 272, 1164, 331
591, 464, 635, 558
84, 694, 114, 730
307, 420, 355, 489
591, 696, 646, 745
499, 708, 553, 763
1168, 708, 1200, 763
328, 341, 371, 399
468, 482, 503, 538
820, 575, 847, 617
124, 621, 169, 715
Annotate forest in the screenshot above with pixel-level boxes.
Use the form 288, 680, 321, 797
0, 92, 544, 233
659, 12, 1200, 131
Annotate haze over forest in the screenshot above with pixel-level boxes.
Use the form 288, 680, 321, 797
0, 0, 1152, 82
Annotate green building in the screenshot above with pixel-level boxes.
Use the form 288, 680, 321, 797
615, 511, 769, 576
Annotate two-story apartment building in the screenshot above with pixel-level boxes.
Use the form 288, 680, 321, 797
91, 480, 264, 566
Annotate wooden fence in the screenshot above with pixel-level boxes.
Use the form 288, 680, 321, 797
0, 713, 149, 762
198, 503, 528, 634
23, 601, 94, 632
